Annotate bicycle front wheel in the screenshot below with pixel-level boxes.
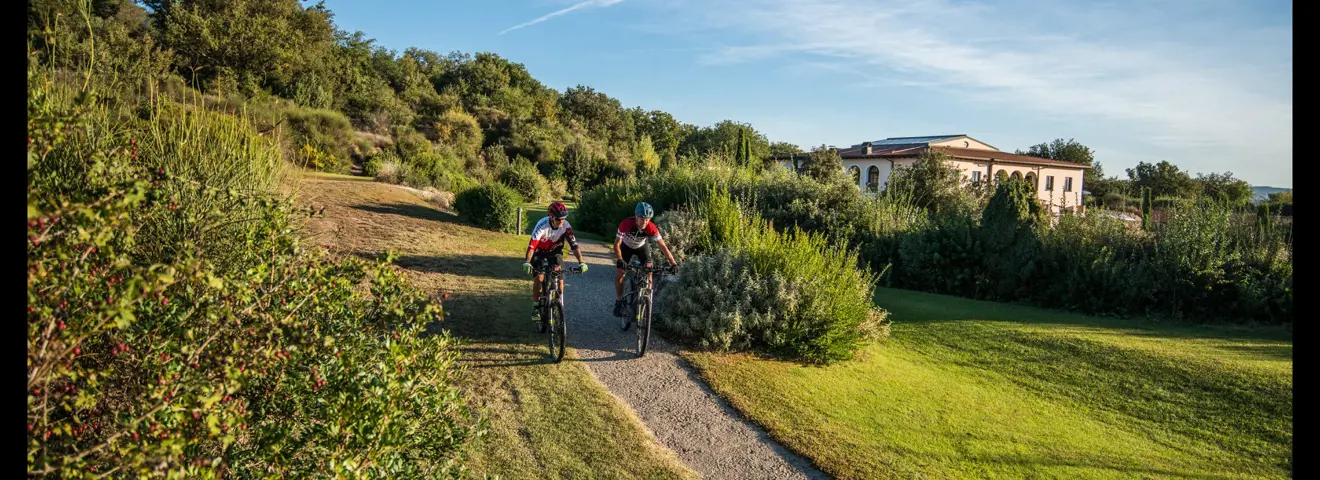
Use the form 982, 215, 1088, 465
549, 302, 567, 363
635, 296, 651, 357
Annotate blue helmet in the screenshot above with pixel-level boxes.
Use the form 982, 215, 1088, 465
635, 202, 654, 218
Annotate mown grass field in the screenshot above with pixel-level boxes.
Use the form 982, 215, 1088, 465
289, 173, 697, 480
685, 287, 1292, 479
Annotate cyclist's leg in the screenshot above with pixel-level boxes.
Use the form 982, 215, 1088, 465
531, 253, 547, 302
633, 243, 654, 290
615, 245, 635, 301
549, 253, 565, 299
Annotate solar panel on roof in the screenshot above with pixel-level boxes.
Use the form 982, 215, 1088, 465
866, 135, 964, 146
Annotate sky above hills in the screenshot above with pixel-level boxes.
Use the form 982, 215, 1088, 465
320, 0, 1293, 188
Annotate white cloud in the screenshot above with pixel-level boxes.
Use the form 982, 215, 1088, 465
658, 0, 1292, 182
500, 0, 627, 35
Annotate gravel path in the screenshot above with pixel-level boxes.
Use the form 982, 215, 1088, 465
560, 239, 830, 480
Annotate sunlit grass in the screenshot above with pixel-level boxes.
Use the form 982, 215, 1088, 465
686, 287, 1291, 479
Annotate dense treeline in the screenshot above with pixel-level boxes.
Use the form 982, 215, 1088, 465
28, 0, 793, 198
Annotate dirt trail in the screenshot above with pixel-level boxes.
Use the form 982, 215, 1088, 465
560, 240, 829, 480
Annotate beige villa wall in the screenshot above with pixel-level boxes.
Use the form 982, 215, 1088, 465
779, 156, 1085, 213
930, 137, 997, 151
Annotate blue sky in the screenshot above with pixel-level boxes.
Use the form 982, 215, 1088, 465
319, 0, 1293, 188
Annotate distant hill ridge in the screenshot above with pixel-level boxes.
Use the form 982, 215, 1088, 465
1252, 186, 1291, 202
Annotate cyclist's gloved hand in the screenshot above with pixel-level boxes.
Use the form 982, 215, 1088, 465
578, 263, 588, 273
668, 264, 679, 274
616, 259, 626, 270
522, 262, 532, 275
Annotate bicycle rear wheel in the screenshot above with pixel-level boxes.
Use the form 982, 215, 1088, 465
549, 301, 567, 363
635, 296, 651, 357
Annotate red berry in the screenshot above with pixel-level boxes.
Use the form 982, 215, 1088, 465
192, 412, 199, 419
27, 424, 33, 432
132, 433, 138, 440
73, 347, 80, 355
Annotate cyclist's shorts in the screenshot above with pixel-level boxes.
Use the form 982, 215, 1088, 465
531, 251, 563, 271
620, 244, 651, 266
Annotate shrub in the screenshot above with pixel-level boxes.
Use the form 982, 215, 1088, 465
548, 177, 568, 200
979, 178, 1047, 300
497, 158, 550, 203
655, 189, 889, 364
651, 206, 710, 264
895, 212, 984, 297
284, 106, 354, 169
455, 182, 522, 233
370, 152, 406, 184
27, 76, 484, 477
29, 72, 285, 274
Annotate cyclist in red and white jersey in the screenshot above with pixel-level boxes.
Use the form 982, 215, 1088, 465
522, 202, 587, 308
613, 202, 678, 317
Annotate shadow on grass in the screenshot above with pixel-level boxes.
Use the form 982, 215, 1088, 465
351, 202, 462, 224
457, 344, 558, 368
874, 287, 1293, 344
355, 252, 527, 282
885, 440, 1244, 480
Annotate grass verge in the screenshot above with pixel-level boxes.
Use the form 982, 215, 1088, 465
684, 287, 1292, 480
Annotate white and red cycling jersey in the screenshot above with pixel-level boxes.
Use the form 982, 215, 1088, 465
528, 217, 579, 254
616, 217, 661, 250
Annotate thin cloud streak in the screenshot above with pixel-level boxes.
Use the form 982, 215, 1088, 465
499, 0, 626, 35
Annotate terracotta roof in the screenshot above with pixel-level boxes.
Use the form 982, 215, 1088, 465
770, 145, 1090, 169
927, 147, 1092, 169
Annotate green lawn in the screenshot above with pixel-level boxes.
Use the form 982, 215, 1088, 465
684, 287, 1292, 480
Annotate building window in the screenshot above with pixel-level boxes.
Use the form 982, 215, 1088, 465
867, 166, 880, 192
971, 171, 982, 184
995, 170, 1008, 183
1045, 176, 1055, 191
849, 166, 861, 186
1025, 172, 1038, 189
1064, 177, 1073, 192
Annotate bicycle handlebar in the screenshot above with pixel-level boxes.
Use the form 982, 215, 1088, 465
532, 264, 585, 275
622, 263, 676, 274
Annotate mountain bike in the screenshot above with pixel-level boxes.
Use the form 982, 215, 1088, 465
620, 260, 674, 357
533, 262, 584, 363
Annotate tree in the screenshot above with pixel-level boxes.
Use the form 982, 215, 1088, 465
800, 144, 844, 183
769, 141, 802, 156
1126, 160, 1198, 198
888, 150, 976, 214
156, 0, 336, 94
1018, 138, 1102, 195
634, 135, 661, 176
430, 109, 483, 157
980, 177, 1047, 299
1194, 172, 1254, 206
677, 120, 769, 164
557, 85, 633, 149
1017, 138, 1094, 165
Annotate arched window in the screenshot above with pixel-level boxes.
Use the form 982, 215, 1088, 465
867, 166, 880, 192
849, 166, 861, 187
1010, 171, 1023, 181
995, 169, 1008, 183
1025, 172, 1038, 189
